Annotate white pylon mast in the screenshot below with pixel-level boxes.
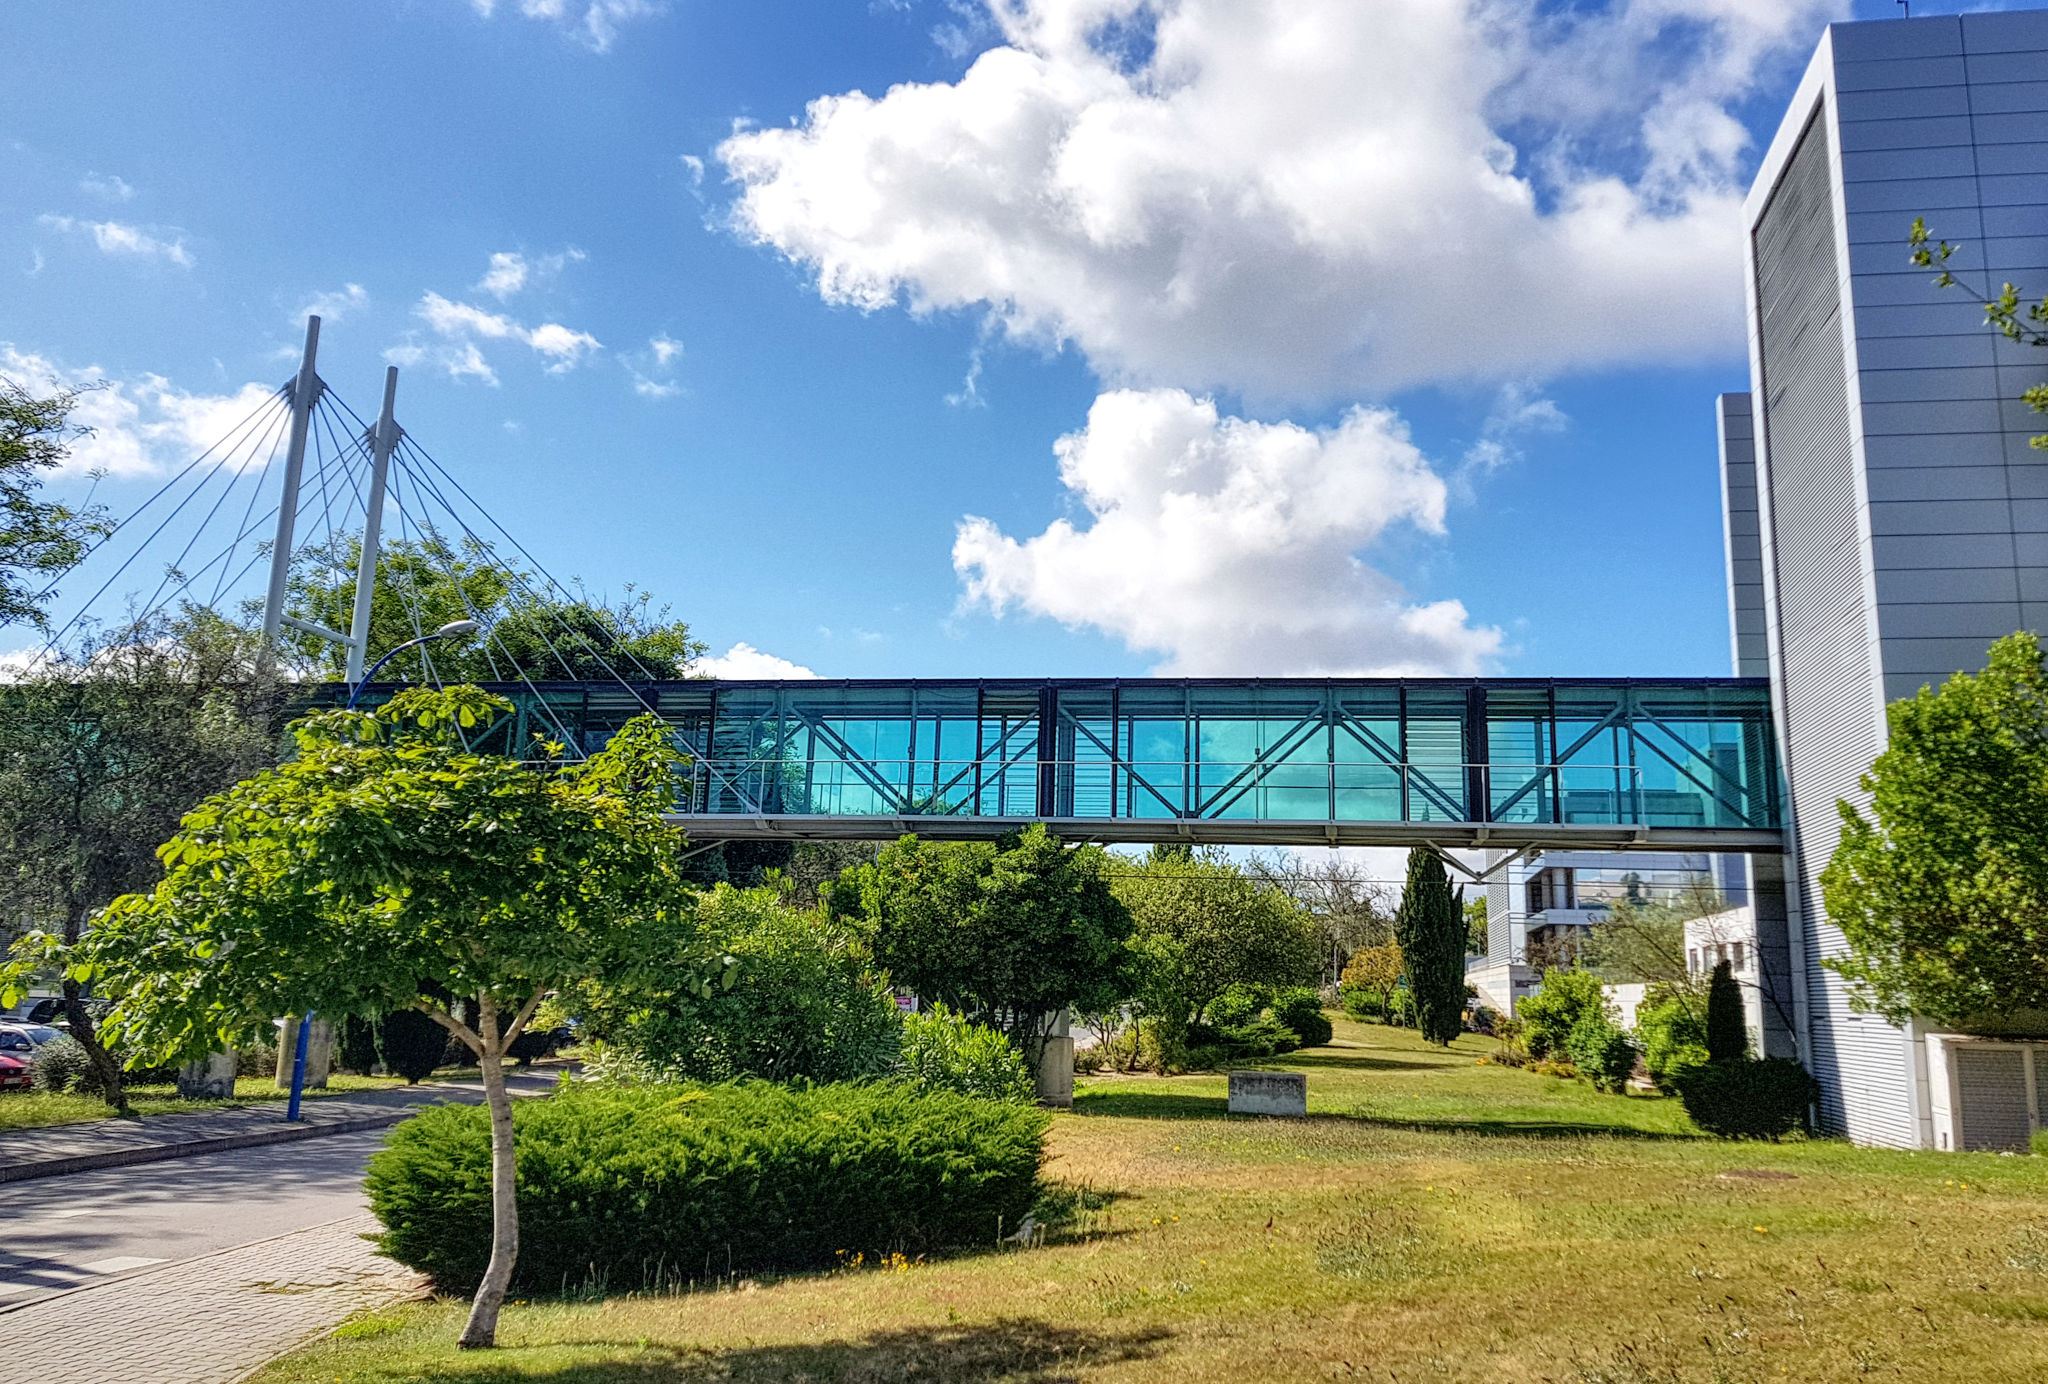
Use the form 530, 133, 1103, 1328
346, 366, 401, 683
259, 316, 324, 662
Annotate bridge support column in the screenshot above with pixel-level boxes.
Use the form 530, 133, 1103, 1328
1036, 1008, 1074, 1108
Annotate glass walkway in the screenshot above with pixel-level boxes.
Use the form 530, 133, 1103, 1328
331, 677, 1785, 852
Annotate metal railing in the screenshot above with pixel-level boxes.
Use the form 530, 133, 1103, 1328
677, 757, 1775, 830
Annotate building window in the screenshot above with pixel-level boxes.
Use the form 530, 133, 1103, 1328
1688, 948, 1700, 973
1733, 941, 1746, 972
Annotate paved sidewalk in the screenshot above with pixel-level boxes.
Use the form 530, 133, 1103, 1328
0, 1069, 563, 1184
0, 1213, 419, 1384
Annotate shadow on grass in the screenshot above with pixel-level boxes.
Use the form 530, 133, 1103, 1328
1073, 1086, 1702, 1141
1269, 1051, 1451, 1073
1335, 1111, 1705, 1141
402, 1318, 1170, 1383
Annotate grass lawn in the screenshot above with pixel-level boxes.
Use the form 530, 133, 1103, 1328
0, 1073, 409, 1132
259, 1016, 2048, 1383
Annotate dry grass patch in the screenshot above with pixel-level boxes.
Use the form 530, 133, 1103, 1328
257, 1020, 2048, 1383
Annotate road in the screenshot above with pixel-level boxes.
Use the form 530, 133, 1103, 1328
0, 1127, 388, 1310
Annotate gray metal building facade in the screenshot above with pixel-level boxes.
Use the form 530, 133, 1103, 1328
1738, 10, 2048, 1146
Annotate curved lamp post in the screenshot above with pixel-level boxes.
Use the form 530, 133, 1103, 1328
286, 617, 483, 1121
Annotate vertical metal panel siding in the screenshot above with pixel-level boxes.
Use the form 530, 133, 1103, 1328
1754, 103, 1916, 1147
1719, 393, 1772, 679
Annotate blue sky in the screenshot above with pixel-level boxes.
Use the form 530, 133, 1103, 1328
1, 0, 2025, 680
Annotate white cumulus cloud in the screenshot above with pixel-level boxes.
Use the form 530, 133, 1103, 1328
395, 289, 601, 384
0, 345, 280, 479
954, 388, 1500, 675
38, 216, 193, 269
721, 0, 1837, 401
695, 642, 819, 679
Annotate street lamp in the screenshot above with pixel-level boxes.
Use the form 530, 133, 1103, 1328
286, 616, 483, 1121
344, 618, 482, 711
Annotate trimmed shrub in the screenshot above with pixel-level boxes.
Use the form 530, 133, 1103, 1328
1674, 1057, 1818, 1140
366, 1081, 1050, 1292
1517, 968, 1607, 1058
378, 1008, 447, 1084
898, 1003, 1035, 1103
1271, 987, 1334, 1048
1635, 993, 1709, 1094
1567, 1013, 1638, 1095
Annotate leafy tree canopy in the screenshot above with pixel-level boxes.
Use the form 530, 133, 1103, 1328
1822, 631, 2048, 1026
20, 686, 696, 1348
833, 824, 1132, 1064
0, 608, 284, 1106
1, 379, 113, 633
1115, 846, 1321, 1031
279, 533, 705, 683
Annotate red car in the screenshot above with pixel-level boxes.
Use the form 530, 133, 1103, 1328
0, 1051, 30, 1091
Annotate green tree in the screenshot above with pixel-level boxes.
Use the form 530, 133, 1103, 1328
1463, 894, 1488, 957
1392, 848, 1466, 1046
1821, 631, 2048, 1025
1115, 847, 1321, 1036
40, 687, 694, 1350
1, 379, 112, 633
1911, 219, 2046, 450
571, 884, 902, 1084
1705, 959, 1748, 1063
0, 611, 284, 1108
280, 533, 705, 683
834, 824, 1132, 1067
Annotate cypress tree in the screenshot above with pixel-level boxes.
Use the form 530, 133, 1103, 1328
1393, 847, 1466, 1046
378, 1007, 449, 1085
338, 1014, 381, 1077
1705, 959, 1748, 1063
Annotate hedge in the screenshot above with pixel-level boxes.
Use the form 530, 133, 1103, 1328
365, 1081, 1049, 1293
1674, 1057, 1818, 1140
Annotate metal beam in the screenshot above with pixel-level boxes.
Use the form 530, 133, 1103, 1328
660, 812, 1786, 854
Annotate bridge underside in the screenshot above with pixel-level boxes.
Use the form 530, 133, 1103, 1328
330, 674, 1785, 853
665, 813, 1785, 853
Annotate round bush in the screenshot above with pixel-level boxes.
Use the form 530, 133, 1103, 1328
365, 1080, 1049, 1293
1674, 1057, 1818, 1140
1271, 987, 1334, 1047
31, 1034, 90, 1093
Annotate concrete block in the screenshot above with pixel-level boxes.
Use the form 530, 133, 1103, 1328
273, 1017, 334, 1090
177, 1051, 238, 1100
1228, 1070, 1306, 1117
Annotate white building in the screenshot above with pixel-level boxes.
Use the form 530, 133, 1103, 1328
1732, 10, 2048, 1148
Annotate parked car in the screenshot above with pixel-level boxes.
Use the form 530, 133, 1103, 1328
0, 1052, 30, 1090
2, 997, 110, 1031
0, 1024, 65, 1054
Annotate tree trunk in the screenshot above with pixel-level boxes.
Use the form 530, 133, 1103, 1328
457, 992, 518, 1351
61, 978, 127, 1113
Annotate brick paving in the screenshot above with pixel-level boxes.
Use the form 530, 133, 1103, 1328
0, 1213, 421, 1384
